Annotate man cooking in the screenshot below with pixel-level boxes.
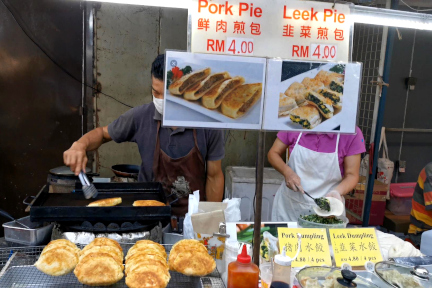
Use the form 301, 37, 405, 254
63, 54, 225, 216
268, 127, 366, 221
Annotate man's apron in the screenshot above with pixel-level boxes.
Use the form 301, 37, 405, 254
271, 133, 343, 221
152, 122, 206, 216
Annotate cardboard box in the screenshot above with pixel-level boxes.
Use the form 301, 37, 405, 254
344, 176, 387, 226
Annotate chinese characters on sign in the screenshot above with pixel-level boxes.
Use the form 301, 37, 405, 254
191, 0, 351, 61
329, 228, 383, 267
278, 228, 332, 268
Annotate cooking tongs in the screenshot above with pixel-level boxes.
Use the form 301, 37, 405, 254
78, 171, 98, 199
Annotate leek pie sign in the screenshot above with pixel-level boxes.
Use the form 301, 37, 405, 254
189, 0, 351, 61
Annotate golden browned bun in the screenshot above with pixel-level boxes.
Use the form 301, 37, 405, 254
45, 239, 79, 249
79, 245, 124, 267
169, 239, 207, 265
74, 252, 124, 286
170, 251, 215, 276
126, 241, 166, 258
125, 258, 168, 276
132, 200, 166, 207
168, 239, 215, 276
35, 247, 79, 276
126, 246, 167, 261
42, 242, 80, 256
126, 265, 170, 288
87, 197, 122, 207
221, 83, 262, 119
83, 238, 123, 254
168, 68, 211, 95
126, 252, 167, 265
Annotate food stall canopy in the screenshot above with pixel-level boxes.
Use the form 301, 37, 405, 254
83, 0, 432, 30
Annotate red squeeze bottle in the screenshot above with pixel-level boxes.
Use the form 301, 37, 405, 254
227, 244, 260, 288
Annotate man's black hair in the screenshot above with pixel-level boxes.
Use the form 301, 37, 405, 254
151, 54, 164, 80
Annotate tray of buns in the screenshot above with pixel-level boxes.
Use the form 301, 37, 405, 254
29, 183, 172, 222
0, 240, 225, 288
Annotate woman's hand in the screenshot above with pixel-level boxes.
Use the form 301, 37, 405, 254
268, 138, 303, 192
284, 168, 304, 193
326, 190, 343, 202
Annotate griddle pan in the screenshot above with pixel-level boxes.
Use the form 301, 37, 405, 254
29, 183, 172, 222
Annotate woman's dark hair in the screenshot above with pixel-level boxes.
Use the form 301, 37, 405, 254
151, 54, 165, 80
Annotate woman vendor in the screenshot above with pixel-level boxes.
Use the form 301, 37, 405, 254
268, 127, 366, 221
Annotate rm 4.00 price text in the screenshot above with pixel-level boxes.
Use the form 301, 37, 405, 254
207, 37, 254, 55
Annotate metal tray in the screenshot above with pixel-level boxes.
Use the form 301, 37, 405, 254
2, 216, 53, 246
0, 244, 225, 288
29, 183, 172, 222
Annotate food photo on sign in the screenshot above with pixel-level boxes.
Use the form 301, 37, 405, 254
263, 60, 362, 133
163, 51, 266, 130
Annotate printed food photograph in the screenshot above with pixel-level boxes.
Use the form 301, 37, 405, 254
263, 60, 361, 133
163, 51, 266, 130
279, 64, 345, 129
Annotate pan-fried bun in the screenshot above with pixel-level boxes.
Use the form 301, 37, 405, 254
35, 247, 79, 276
132, 200, 166, 207
170, 251, 216, 276
45, 239, 79, 250
126, 268, 170, 288
126, 247, 167, 261
85, 238, 123, 252
130, 240, 166, 255
42, 242, 80, 256
87, 197, 122, 207
79, 245, 124, 267
74, 252, 124, 286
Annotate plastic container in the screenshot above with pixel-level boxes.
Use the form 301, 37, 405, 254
297, 216, 348, 244
260, 263, 272, 288
296, 266, 381, 288
421, 230, 432, 256
388, 182, 416, 215
227, 244, 259, 288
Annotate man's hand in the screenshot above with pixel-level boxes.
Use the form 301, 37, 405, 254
284, 169, 304, 193
63, 142, 88, 176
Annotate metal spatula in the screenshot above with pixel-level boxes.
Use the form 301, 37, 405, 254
78, 171, 98, 199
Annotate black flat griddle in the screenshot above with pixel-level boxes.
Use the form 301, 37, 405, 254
29, 182, 171, 222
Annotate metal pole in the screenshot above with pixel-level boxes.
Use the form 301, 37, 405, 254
362, 0, 398, 227
253, 131, 265, 266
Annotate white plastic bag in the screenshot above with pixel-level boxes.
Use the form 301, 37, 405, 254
377, 127, 394, 199
223, 198, 241, 222
360, 154, 369, 177
183, 190, 200, 239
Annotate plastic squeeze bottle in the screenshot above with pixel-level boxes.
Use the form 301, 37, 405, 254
270, 233, 302, 288
227, 244, 259, 288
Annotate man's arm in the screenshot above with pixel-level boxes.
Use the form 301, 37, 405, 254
63, 126, 112, 175
333, 154, 361, 196
205, 160, 224, 202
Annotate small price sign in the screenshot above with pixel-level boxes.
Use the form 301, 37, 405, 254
226, 37, 254, 55
329, 228, 383, 267
278, 228, 332, 268
310, 44, 338, 60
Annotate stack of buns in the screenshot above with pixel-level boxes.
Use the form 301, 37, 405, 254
168, 68, 262, 119
279, 69, 345, 129
168, 239, 216, 277
125, 240, 170, 288
35, 239, 80, 276
74, 237, 124, 286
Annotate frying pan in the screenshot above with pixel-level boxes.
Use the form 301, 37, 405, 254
111, 164, 140, 179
